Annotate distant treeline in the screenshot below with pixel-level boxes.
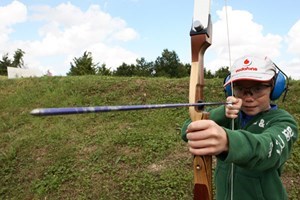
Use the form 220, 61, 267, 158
0, 49, 230, 79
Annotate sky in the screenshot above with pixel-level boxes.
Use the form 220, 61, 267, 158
0, 0, 300, 79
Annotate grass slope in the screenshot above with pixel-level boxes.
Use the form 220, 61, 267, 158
0, 76, 299, 199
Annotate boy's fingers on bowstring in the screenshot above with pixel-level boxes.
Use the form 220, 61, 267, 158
226, 96, 242, 118
226, 96, 242, 109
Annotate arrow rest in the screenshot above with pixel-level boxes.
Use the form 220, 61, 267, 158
196, 100, 205, 111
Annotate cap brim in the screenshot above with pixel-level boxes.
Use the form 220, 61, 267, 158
223, 75, 274, 87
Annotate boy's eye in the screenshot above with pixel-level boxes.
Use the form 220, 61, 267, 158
234, 86, 244, 91
252, 86, 263, 92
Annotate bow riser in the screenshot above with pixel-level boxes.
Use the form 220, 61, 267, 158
189, 34, 212, 117
189, 1, 213, 199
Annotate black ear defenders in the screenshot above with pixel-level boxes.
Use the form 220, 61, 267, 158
223, 64, 289, 101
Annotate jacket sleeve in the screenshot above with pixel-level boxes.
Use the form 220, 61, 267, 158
208, 105, 232, 127
219, 110, 298, 171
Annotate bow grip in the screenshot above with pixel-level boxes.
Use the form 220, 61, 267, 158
193, 112, 212, 200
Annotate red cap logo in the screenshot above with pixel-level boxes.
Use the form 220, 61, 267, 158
243, 59, 252, 66
236, 58, 257, 73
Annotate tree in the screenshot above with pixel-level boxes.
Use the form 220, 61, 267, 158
154, 49, 187, 78
12, 49, 25, 68
204, 68, 214, 79
214, 66, 230, 78
178, 63, 191, 78
0, 54, 12, 75
183, 63, 191, 77
97, 64, 112, 76
67, 51, 98, 76
0, 49, 26, 75
135, 57, 154, 77
114, 62, 136, 76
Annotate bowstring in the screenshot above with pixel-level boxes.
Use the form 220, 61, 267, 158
224, 1, 234, 200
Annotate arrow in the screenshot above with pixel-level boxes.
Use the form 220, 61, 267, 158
30, 102, 230, 116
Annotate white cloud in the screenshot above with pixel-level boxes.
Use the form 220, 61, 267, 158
204, 6, 300, 79
113, 28, 139, 42
207, 6, 282, 71
283, 20, 300, 79
286, 20, 300, 56
0, 1, 27, 46
0, 1, 27, 26
2, 1, 139, 75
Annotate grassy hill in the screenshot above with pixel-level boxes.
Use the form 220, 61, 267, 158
0, 76, 299, 199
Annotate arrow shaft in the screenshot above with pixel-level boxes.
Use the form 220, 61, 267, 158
30, 102, 229, 116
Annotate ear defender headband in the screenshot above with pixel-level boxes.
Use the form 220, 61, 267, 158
223, 63, 289, 101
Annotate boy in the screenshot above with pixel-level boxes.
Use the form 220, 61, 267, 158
181, 55, 298, 200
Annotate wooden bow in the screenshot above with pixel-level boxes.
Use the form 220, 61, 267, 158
189, 0, 212, 199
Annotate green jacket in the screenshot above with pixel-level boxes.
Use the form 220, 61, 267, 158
181, 105, 298, 200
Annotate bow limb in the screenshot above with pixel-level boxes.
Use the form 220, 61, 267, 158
189, 0, 212, 199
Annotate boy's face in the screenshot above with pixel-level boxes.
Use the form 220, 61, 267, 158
233, 80, 273, 116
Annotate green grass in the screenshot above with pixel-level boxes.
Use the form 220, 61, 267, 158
0, 76, 299, 199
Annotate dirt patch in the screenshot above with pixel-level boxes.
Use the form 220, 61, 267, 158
282, 171, 300, 191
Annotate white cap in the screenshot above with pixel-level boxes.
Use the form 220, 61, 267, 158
224, 55, 276, 86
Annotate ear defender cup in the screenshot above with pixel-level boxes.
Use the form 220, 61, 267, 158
223, 75, 232, 97
270, 71, 287, 100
